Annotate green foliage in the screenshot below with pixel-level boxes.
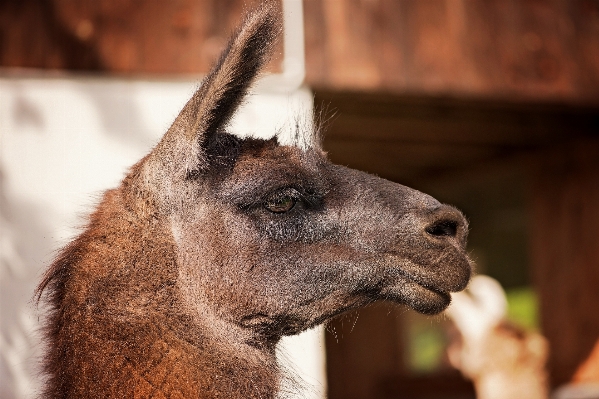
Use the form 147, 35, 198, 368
505, 286, 539, 330
405, 314, 447, 373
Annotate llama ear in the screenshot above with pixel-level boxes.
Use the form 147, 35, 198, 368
146, 4, 281, 180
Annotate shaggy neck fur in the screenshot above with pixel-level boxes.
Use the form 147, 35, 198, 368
39, 183, 281, 398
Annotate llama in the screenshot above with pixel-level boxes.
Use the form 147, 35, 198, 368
36, 4, 472, 398
445, 275, 549, 399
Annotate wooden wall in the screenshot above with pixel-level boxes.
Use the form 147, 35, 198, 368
304, 0, 599, 103
529, 139, 599, 386
0, 0, 264, 73
2, 0, 599, 104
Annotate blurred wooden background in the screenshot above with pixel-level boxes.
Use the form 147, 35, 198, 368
2, 0, 599, 103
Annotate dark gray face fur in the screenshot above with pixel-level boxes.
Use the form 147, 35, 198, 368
172, 136, 471, 343
136, 5, 471, 345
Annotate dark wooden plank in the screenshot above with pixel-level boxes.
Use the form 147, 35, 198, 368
326, 303, 404, 399
324, 140, 501, 185
529, 139, 599, 387
317, 91, 599, 144
317, 90, 599, 184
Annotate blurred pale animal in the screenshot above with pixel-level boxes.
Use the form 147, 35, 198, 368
446, 275, 549, 399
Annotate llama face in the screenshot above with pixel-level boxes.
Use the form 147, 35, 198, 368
130, 5, 470, 344
170, 134, 471, 343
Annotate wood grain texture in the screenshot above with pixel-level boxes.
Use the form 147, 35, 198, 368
1, 0, 599, 102
529, 139, 599, 387
0, 0, 269, 73
305, 0, 599, 104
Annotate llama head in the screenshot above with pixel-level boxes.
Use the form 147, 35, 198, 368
126, 4, 471, 346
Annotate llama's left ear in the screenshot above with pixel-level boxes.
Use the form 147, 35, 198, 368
143, 4, 280, 185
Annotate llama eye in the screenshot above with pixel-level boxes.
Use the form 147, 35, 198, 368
265, 196, 296, 213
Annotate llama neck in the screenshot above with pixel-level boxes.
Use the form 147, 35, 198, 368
42, 189, 281, 399
53, 315, 280, 398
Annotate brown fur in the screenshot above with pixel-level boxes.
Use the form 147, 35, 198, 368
37, 4, 471, 398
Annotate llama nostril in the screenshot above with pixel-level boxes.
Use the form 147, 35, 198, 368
426, 220, 458, 238
424, 205, 467, 240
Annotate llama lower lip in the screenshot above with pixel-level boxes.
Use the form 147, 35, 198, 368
407, 282, 451, 315
383, 276, 452, 315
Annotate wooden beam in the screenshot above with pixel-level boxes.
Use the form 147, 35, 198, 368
316, 90, 599, 185
0, 0, 269, 73
2, 0, 599, 103
529, 139, 599, 387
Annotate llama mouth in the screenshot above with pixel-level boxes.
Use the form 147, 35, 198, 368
381, 273, 453, 315
372, 252, 470, 314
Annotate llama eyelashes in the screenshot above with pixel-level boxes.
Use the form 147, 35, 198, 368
229, 185, 324, 213
263, 187, 325, 212
264, 189, 300, 213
